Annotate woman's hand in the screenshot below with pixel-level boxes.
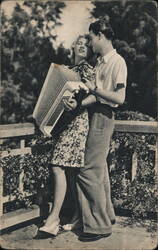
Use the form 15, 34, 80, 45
82, 78, 95, 92
63, 97, 78, 111
66, 81, 89, 94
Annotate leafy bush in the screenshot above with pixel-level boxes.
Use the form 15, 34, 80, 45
1, 136, 53, 211
0, 111, 157, 224
109, 110, 157, 222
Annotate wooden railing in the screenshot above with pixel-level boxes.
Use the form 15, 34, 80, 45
0, 121, 158, 229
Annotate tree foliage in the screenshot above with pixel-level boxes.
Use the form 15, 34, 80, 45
1, 1, 69, 124
1, 1, 157, 124
91, 0, 157, 117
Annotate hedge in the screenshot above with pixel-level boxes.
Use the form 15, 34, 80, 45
0, 111, 157, 225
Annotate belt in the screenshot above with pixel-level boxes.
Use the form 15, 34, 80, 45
88, 102, 114, 119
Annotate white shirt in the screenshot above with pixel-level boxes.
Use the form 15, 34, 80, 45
95, 49, 127, 107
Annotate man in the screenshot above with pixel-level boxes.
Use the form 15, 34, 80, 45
76, 19, 127, 242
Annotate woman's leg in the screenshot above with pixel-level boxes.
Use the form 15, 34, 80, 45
62, 169, 82, 231
68, 168, 80, 222
44, 165, 67, 227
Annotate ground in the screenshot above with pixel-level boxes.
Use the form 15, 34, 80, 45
1, 217, 157, 250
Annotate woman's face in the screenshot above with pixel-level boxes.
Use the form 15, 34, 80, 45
73, 37, 88, 59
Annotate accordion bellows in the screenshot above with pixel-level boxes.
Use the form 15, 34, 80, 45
33, 63, 80, 136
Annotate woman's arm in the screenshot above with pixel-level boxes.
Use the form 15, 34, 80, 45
63, 93, 96, 111
81, 94, 97, 107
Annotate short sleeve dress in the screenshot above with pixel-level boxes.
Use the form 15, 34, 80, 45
51, 61, 95, 168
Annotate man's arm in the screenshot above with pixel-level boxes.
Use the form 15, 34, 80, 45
91, 84, 126, 105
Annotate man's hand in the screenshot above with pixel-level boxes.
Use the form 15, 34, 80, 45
63, 97, 78, 111
66, 81, 89, 94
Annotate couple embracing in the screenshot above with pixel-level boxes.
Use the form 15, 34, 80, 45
34, 18, 127, 242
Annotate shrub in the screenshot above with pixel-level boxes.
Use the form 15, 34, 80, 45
0, 111, 157, 224
1, 135, 54, 212
109, 110, 157, 223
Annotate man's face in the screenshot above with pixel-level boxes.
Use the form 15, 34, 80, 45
89, 30, 100, 53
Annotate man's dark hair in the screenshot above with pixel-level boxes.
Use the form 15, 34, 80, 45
89, 18, 115, 41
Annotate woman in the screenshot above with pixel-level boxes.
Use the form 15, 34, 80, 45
34, 34, 96, 239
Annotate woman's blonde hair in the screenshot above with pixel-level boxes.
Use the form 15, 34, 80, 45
69, 34, 94, 65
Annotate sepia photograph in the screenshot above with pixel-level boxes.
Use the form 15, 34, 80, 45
0, 0, 157, 249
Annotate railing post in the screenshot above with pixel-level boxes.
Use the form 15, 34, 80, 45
0, 167, 3, 216
20, 139, 25, 149
19, 170, 24, 194
0, 139, 4, 216
155, 135, 158, 175
132, 152, 137, 181
19, 139, 26, 196
155, 135, 158, 191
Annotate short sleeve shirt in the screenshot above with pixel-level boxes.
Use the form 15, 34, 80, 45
95, 49, 127, 107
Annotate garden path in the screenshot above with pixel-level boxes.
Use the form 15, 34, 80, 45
1, 217, 157, 249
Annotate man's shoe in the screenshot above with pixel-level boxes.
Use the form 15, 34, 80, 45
78, 232, 111, 242
62, 219, 82, 231
111, 219, 116, 225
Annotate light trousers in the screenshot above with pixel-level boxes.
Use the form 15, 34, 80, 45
77, 104, 115, 234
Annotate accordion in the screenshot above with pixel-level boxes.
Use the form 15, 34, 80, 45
33, 63, 80, 136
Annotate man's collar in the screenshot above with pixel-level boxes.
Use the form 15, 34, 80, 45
97, 49, 116, 64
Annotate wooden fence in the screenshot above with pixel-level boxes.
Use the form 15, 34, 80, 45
0, 121, 158, 230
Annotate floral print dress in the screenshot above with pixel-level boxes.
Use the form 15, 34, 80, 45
51, 61, 95, 168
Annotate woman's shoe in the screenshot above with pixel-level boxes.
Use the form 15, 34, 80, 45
62, 219, 82, 231
33, 230, 56, 239
37, 219, 60, 237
